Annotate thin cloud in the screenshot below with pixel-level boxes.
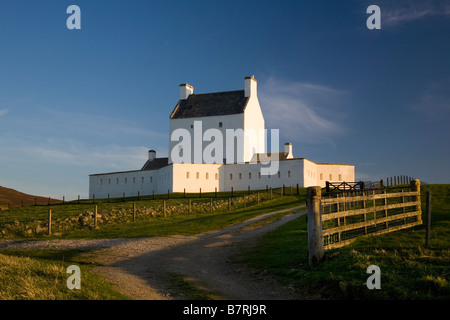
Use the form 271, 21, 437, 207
0, 109, 9, 117
259, 77, 348, 145
412, 79, 450, 121
382, 0, 450, 26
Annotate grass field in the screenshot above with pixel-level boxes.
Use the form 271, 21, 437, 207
1, 185, 448, 300
0, 189, 306, 300
236, 184, 450, 299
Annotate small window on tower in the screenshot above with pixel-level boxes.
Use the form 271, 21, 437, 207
219, 122, 223, 128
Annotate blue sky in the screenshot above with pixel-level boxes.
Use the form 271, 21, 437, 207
0, 0, 449, 199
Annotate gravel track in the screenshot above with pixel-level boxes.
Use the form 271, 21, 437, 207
0, 206, 312, 300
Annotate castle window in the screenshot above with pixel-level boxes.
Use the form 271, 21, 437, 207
190, 124, 193, 129
258, 172, 261, 179
100, 179, 103, 185
288, 171, 291, 178
239, 173, 242, 180
125, 177, 127, 184
108, 179, 111, 185
215, 173, 218, 180
133, 177, 136, 184
339, 174, 342, 181
277, 171, 280, 178
230, 174, 233, 180
141, 177, 144, 183
196, 172, 199, 179
329, 174, 333, 180
320, 173, 323, 180
116, 178, 119, 184
186, 172, 190, 179
248, 172, 251, 179
206, 172, 209, 179
150, 177, 153, 183
219, 122, 223, 128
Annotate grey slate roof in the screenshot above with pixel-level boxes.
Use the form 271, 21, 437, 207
170, 90, 249, 119
141, 157, 169, 171
250, 152, 290, 162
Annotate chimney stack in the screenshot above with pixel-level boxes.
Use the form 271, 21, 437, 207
244, 75, 257, 98
180, 83, 194, 100
148, 150, 156, 161
284, 143, 293, 159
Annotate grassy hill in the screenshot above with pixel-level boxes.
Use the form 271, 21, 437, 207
0, 186, 61, 210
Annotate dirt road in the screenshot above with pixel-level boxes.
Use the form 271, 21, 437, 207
1, 206, 311, 300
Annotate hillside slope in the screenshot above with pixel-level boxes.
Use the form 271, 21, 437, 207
0, 186, 61, 209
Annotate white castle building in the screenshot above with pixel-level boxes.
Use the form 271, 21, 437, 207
89, 76, 354, 199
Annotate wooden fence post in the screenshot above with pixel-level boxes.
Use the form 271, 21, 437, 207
411, 179, 422, 224
426, 190, 431, 247
307, 186, 324, 266
94, 205, 98, 228
48, 210, 52, 236
163, 201, 166, 218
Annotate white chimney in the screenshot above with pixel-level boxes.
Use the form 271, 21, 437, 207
244, 75, 257, 98
148, 150, 156, 161
284, 143, 293, 159
180, 83, 194, 100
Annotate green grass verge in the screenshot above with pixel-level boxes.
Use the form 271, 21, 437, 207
0, 249, 129, 300
236, 184, 450, 300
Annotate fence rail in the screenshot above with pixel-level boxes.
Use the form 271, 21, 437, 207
0, 186, 301, 238
307, 179, 423, 265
